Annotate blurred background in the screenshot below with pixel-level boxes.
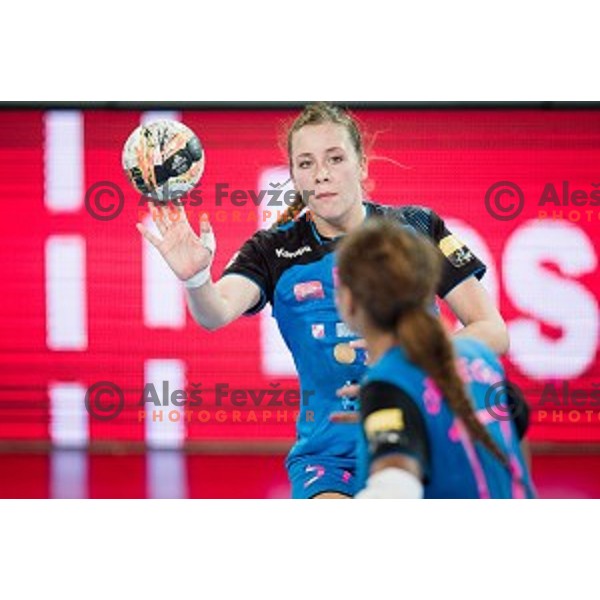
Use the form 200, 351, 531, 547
1, 102, 599, 498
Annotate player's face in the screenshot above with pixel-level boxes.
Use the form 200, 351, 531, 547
290, 122, 367, 223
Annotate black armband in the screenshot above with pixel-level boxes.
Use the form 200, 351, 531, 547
360, 381, 431, 480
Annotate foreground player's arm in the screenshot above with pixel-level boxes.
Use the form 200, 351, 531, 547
357, 380, 430, 499
444, 276, 509, 355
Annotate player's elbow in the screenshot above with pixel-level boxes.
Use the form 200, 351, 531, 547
472, 314, 510, 356
188, 311, 229, 332
197, 317, 228, 332
491, 319, 510, 355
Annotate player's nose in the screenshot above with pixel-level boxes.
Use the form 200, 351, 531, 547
315, 163, 331, 183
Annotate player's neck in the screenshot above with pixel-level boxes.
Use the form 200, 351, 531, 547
312, 201, 366, 239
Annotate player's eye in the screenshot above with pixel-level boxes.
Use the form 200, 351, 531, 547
329, 155, 344, 164
298, 159, 312, 169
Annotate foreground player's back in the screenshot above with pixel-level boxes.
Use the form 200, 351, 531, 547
360, 337, 535, 499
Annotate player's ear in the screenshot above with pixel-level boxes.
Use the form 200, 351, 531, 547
359, 153, 368, 182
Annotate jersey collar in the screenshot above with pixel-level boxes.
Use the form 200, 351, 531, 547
309, 202, 371, 245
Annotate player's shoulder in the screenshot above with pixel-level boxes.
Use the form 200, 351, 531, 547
367, 201, 441, 236
243, 213, 314, 253
363, 346, 416, 387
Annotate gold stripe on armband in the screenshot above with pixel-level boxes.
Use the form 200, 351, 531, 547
364, 408, 404, 436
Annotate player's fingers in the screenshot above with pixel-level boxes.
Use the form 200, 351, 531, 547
349, 339, 367, 349
149, 204, 169, 236
200, 214, 216, 254
200, 212, 211, 233
159, 202, 179, 229
173, 201, 190, 224
166, 201, 183, 226
136, 223, 162, 248
336, 384, 360, 398
349, 339, 370, 364
330, 412, 360, 424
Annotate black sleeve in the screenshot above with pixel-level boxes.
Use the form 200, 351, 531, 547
401, 206, 487, 298
221, 235, 272, 315
430, 210, 487, 298
360, 380, 431, 482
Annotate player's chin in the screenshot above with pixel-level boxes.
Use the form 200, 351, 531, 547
310, 198, 346, 221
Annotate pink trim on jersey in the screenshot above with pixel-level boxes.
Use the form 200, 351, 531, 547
498, 419, 527, 499
423, 379, 442, 415
475, 408, 527, 499
449, 418, 491, 499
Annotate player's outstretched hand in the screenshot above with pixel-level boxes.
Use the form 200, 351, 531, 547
137, 204, 215, 282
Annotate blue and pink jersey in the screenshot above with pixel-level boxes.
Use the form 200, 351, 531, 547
358, 337, 536, 498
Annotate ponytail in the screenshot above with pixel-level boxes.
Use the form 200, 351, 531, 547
273, 193, 305, 228
397, 309, 509, 468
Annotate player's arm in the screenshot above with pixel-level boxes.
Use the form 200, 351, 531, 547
357, 380, 430, 499
423, 208, 509, 355
186, 275, 261, 331
444, 276, 509, 355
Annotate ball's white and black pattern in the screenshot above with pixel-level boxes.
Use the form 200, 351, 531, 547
122, 119, 205, 201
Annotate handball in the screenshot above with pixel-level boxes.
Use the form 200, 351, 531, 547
122, 119, 205, 201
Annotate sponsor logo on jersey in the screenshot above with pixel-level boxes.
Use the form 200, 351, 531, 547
275, 245, 312, 259
335, 322, 356, 338
311, 323, 325, 339
294, 280, 325, 302
439, 234, 475, 268
333, 342, 356, 364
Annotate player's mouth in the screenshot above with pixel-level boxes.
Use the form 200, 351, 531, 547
316, 192, 337, 200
